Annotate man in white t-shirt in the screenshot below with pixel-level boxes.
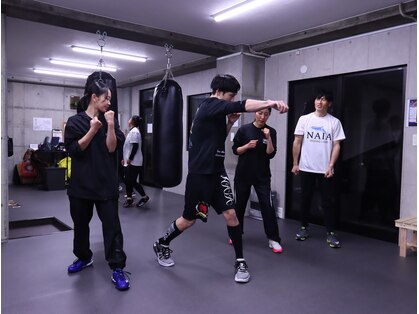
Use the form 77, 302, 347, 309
291, 90, 345, 248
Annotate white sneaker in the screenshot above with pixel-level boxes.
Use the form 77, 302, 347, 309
268, 240, 283, 253
234, 259, 250, 283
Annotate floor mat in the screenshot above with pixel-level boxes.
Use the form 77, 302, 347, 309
9, 217, 72, 239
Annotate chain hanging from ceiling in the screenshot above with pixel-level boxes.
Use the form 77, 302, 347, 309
96, 30, 107, 82
163, 43, 174, 81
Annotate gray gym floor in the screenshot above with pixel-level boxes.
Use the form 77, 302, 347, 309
2, 185, 417, 314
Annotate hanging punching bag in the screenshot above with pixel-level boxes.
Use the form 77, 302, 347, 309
152, 78, 183, 187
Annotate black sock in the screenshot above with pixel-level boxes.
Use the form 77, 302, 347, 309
159, 221, 182, 246
227, 225, 243, 259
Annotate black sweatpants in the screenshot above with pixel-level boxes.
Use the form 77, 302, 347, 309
124, 165, 146, 198
234, 179, 281, 243
299, 171, 336, 232
69, 196, 127, 269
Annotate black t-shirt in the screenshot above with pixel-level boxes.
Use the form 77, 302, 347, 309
188, 97, 246, 174
232, 122, 277, 182
64, 111, 125, 200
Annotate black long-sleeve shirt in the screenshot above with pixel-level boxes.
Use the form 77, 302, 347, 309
232, 122, 277, 183
188, 97, 246, 174
64, 111, 125, 200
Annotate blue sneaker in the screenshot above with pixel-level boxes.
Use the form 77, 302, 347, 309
67, 258, 93, 273
111, 268, 130, 291
327, 232, 341, 248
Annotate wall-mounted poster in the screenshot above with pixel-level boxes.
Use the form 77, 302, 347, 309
408, 99, 417, 127
70, 96, 80, 110
33, 117, 52, 131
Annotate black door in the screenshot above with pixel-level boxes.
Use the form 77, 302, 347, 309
286, 67, 405, 242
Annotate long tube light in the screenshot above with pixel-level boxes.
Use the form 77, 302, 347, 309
33, 68, 89, 79
212, 0, 273, 22
71, 45, 147, 62
49, 59, 117, 72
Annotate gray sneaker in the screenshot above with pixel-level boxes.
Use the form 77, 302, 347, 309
234, 259, 250, 283
326, 232, 341, 248
153, 241, 175, 267
295, 226, 309, 241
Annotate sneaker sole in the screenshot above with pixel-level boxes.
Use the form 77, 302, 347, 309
327, 242, 341, 248
268, 243, 283, 253
235, 276, 250, 283
269, 247, 283, 253
67, 260, 93, 273
153, 243, 175, 267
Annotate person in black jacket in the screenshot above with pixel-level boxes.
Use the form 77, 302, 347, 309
64, 80, 130, 291
152, 74, 288, 283
233, 108, 283, 253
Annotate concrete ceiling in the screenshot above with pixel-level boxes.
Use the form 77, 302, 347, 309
2, 0, 416, 87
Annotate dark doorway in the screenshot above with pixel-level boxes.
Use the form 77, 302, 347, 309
139, 88, 160, 187
286, 66, 405, 242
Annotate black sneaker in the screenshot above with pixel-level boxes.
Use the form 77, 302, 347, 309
111, 268, 131, 291
234, 259, 250, 283
153, 241, 175, 267
295, 226, 309, 241
67, 258, 93, 273
123, 198, 133, 208
327, 232, 341, 248
136, 196, 150, 207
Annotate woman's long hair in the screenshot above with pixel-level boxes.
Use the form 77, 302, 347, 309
77, 80, 109, 113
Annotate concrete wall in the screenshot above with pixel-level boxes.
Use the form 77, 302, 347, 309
264, 24, 417, 218
2, 14, 9, 241
6, 83, 84, 181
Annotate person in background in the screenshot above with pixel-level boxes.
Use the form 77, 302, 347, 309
232, 107, 283, 253
152, 74, 288, 284
291, 89, 345, 248
64, 80, 130, 290
122, 115, 150, 208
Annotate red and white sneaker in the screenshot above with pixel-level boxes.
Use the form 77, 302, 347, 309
268, 240, 283, 253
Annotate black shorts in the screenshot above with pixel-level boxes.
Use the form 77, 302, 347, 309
182, 171, 235, 221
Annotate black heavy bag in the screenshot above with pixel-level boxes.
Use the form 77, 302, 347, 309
79, 71, 118, 113
152, 79, 183, 187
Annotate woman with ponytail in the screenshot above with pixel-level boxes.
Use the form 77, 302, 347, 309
122, 115, 150, 208
64, 80, 130, 291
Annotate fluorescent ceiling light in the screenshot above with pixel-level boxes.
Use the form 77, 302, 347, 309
33, 68, 89, 79
49, 59, 117, 72
71, 45, 147, 62
212, 0, 273, 22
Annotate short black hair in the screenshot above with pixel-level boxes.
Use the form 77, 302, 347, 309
131, 115, 141, 127
210, 74, 241, 94
315, 89, 333, 102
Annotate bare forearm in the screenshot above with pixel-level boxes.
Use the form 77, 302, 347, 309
106, 124, 117, 152
244, 99, 272, 112
266, 137, 274, 154
78, 128, 98, 151
329, 142, 341, 167
292, 147, 300, 165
